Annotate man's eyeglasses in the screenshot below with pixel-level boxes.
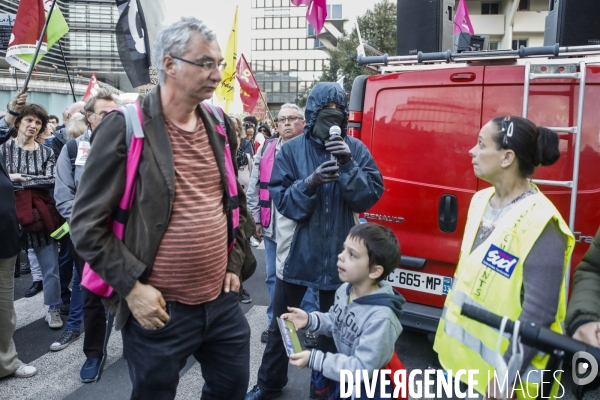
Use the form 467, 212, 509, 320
277, 116, 303, 124
171, 56, 227, 72
502, 116, 514, 148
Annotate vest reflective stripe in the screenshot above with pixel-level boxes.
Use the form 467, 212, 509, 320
259, 139, 278, 228
434, 186, 574, 399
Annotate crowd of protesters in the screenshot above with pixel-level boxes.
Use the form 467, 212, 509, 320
0, 15, 598, 400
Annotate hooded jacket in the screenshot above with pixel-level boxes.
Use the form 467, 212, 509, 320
268, 82, 384, 290
306, 282, 405, 381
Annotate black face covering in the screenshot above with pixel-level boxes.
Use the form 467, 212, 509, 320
312, 108, 344, 142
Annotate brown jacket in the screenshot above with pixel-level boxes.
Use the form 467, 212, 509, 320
70, 87, 247, 330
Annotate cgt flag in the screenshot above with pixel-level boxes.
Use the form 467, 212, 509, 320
236, 54, 260, 113
82, 73, 100, 101
454, 0, 474, 35
116, 0, 151, 88
6, 0, 69, 72
215, 6, 238, 113
291, 0, 327, 36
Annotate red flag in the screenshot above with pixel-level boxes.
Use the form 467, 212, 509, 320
292, 0, 327, 36
236, 54, 260, 113
5, 0, 46, 72
454, 0, 474, 35
82, 73, 100, 101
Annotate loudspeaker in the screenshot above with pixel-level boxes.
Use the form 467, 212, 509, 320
544, 0, 600, 46
396, 0, 454, 56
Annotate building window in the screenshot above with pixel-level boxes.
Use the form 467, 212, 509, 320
257, 0, 265, 7
282, 17, 289, 28
315, 59, 323, 70
256, 18, 264, 29
290, 60, 298, 70
298, 60, 306, 71
274, 17, 281, 29
290, 39, 297, 50
328, 4, 342, 19
257, 39, 264, 50
512, 39, 528, 50
274, 0, 281, 7
265, 18, 273, 29
281, 38, 289, 50
489, 42, 499, 50
265, 39, 272, 50
481, 2, 500, 14
290, 17, 298, 28
307, 59, 314, 71
307, 23, 316, 36
518, 0, 529, 11
313, 39, 324, 48
282, 60, 289, 70
298, 39, 306, 50
273, 39, 281, 50
252, 0, 256, 7
265, 0, 273, 7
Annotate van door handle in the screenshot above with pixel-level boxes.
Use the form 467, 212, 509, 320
399, 255, 427, 270
438, 194, 458, 233
450, 73, 476, 82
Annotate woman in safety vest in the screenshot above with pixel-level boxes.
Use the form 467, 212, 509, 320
434, 116, 575, 400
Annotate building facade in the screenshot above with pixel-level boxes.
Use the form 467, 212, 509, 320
249, 0, 379, 114
464, 0, 549, 50
0, 0, 139, 91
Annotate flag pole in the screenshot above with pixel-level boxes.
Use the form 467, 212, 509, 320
58, 39, 76, 103
21, 0, 58, 93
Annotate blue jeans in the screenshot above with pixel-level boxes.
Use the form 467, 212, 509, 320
265, 237, 320, 324
122, 291, 250, 400
58, 234, 73, 305
65, 267, 84, 332
33, 242, 61, 307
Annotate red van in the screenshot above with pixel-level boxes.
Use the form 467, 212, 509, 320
349, 50, 600, 333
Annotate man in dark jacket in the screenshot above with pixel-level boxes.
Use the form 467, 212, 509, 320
70, 17, 250, 399
566, 228, 600, 397
247, 82, 384, 399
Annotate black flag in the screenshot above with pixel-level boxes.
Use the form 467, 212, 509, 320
115, 0, 151, 88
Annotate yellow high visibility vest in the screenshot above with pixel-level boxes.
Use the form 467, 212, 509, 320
434, 186, 574, 399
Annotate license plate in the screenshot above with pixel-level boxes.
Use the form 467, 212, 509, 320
385, 269, 452, 296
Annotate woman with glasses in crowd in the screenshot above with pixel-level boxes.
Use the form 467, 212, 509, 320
434, 116, 575, 400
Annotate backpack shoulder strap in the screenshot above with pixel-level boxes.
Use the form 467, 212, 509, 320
120, 102, 144, 151
201, 102, 226, 134
66, 139, 77, 175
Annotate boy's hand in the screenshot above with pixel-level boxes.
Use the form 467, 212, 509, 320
289, 350, 310, 369
281, 306, 309, 330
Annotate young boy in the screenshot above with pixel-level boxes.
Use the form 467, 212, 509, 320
282, 223, 405, 399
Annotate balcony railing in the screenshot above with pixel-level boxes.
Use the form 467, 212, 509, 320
470, 14, 506, 36
513, 10, 548, 33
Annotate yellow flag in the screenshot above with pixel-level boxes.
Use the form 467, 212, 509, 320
215, 6, 238, 113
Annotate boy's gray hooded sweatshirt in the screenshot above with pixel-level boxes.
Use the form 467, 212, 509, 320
306, 282, 405, 381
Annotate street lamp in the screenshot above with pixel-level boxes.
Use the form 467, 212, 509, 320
290, 68, 299, 105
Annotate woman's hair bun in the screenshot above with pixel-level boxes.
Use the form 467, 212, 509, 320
536, 127, 560, 166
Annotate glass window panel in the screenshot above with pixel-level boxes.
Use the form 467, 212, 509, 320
257, 39, 264, 50
281, 81, 289, 92
323, 59, 330, 69
273, 82, 281, 92
307, 59, 314, 70
252, 39, 256, 50
290, 17, 297, 28
265, 39, 272, 50
273, 39, 281, 50
298, 60, 306, 70
274, 18, 281, 29
266, 0, 273, 6
282, 17, 289, 29
265, 18, 273, 29
332, 5, 342, 19
257, 0, 264, 7
257, 18, 264, 29
299, 17, 306, 27
273, 60, 281, 70
265, 81, 273, 91
252, 18, 256, 29
252, 0, 257, 7
282, 38, 289, 50
274, 0, 281, 7
491, 3, 499, 14
289, 81, 297, 92
315, 59, 323, 70
266, 60, 273, 71
290, 39, 297, 50
282, 60, 289, 70
307, 24, 316, 36
298, 39, 306, 49
290, 60, 298, 70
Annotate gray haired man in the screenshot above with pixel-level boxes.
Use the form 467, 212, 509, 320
70, 17, 249, 399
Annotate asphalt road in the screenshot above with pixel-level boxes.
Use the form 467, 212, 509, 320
1, 244, 595, 400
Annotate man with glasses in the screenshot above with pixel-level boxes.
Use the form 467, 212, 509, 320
69, 17, 249, 399
247, 83, 384, 400
247, 104, 320, 346
53, 89, 118, 383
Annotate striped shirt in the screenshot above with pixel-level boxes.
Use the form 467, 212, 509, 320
147, 115, 228, 304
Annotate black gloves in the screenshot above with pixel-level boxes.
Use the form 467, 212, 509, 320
305, 160, 339, 191
325, 135, 351, 165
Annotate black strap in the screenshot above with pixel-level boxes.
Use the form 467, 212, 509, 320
66, 139, 77, 175
112, 207, 128, 225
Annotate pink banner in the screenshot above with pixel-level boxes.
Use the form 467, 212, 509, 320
291, 0, 327, 36
454, 0, 474, 35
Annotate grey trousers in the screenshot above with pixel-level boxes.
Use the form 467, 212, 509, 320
0, 255, 21, 378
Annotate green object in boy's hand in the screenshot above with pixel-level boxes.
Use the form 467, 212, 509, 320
277, 317, 303, 356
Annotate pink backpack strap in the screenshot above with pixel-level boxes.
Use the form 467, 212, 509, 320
81, 101, 145, 298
